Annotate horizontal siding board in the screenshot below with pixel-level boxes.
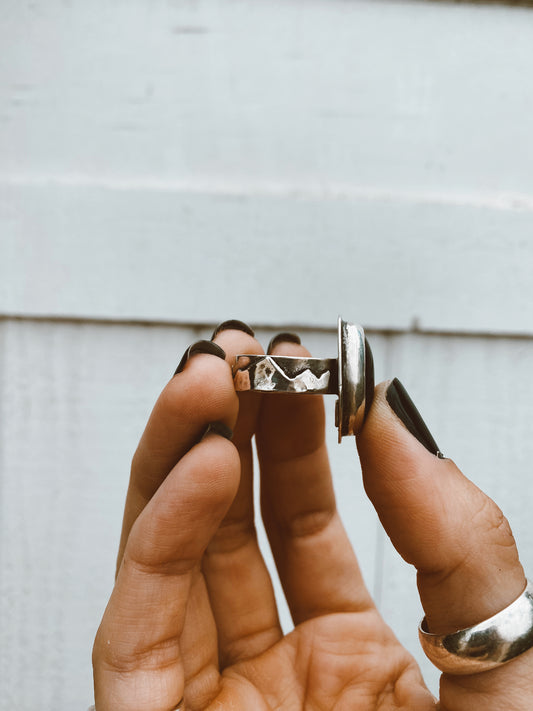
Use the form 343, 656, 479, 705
2, 0, 533, 705
0, 320, 382, 709
2, 183, 533, 333
2, 319, 532, 705
3, 0, 533, 333
1, 1, 533, 192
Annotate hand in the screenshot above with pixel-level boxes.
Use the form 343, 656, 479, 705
92, 323, 532, 710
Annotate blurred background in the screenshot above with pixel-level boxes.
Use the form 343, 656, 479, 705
1, 0, 533, 708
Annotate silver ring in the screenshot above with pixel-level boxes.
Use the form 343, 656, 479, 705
419, 579, 533, 675
233, 317, 374, 440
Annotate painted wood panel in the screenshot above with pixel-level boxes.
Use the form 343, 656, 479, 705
2, 0, 533, 333
1, 319, 532, 707
2, 185, 533, 333
2, 0, 533, 191
2, 0, 533, 707
0, 320, 381, 709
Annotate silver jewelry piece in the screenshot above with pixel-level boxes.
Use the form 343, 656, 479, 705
419, 579, 533, 675
233, 317, 373, 441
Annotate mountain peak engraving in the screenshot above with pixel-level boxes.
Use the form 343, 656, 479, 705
253, 356, 330, 393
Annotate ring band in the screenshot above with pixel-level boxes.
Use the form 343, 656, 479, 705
419, 579, 533, 675
233, 317, 374, 441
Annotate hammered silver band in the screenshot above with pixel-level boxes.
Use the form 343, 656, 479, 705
234, 317, 373, 441
419, 579, 533, 675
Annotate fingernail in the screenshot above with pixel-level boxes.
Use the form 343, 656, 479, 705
203, 421, 233, 440
174, 340, 226, 375
364, 337, 375, 419
267, 332, 301, 354
386, 378, 444, 458
211, 319, 255, 339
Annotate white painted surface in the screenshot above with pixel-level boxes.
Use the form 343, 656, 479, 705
0, 321, 379, 708
1, 320, 532, 707
2, 0, 533, 190
2, 184, 533, 333
2, 0, 533, 332
1, 0, 533, 708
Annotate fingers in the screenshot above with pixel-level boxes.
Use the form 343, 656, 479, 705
256, 335, 374, 626
202, 324, 283, 667
116, 339, 239, 570
116, 319, 283, 673
93, 431, 240, 711
357, 379, 526, 636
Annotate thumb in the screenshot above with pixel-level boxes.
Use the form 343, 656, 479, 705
356, 379, 525, 636
93, 430, 240, 711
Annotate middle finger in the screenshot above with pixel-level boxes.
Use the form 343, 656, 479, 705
116, 339, 239, 570
256, 335, 374, 625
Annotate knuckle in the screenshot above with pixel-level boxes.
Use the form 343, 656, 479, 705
426, 494, 518, 582
479, 500, 517, 551
207, 516, 257, 555
94, 628, 180, 675
122, 546, 195, 578
281, 506, 336, 539
470, 494, 513, 541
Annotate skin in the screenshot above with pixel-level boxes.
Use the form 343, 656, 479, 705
92, 329, 533, 711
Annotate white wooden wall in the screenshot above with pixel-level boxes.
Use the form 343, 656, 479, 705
1, 1, 533, 708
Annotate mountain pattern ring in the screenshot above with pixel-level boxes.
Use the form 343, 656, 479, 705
233, 318, 374, 441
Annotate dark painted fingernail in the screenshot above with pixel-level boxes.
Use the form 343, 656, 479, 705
174, 340, 226, 375
203, 421, 233, 440
364, 337, 375, 420
386, 378, 444, 458
267, 332, 301, 354
211, 319, 255, 339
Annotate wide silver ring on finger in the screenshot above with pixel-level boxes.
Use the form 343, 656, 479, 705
233, 317, 374, 441
419, 578, 533, 675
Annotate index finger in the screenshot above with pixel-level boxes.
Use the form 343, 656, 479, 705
117, 341, 239, 570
